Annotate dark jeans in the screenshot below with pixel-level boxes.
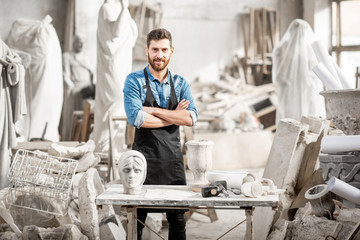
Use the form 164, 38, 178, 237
137, 209, 186, 240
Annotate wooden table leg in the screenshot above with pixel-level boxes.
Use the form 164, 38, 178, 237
126, 207, 137, 239
244, 208, 254, 240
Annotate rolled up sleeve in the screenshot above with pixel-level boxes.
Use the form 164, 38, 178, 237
188, 110, 198, 126
134, 109, 146, 128
180, 79, 198, 126
123, 74, 144, 128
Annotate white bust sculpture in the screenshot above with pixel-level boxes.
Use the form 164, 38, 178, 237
117, 150, 147, 194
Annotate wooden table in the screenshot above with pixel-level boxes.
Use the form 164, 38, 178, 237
96, 184, 279, 240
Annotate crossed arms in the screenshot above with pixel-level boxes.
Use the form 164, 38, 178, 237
141, 99, 193, 128
123, 71, 198, 129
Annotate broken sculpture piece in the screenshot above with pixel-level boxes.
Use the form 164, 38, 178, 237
320, 89, 360, 135
48, 139, 96, 158
117, 150, 147, 195
305, 184, 335, 220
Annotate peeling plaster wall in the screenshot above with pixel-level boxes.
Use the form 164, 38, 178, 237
130, 0, 281, 83
0, 0, 304, 84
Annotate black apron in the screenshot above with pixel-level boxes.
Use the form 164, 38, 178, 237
132, 68, 186, 186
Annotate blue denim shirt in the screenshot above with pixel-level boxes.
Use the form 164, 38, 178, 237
124, 65, 198, 128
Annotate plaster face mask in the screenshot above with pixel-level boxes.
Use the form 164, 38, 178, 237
118, 151, 147, 195
121, 157, 145, 189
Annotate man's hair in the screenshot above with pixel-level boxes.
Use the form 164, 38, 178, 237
146, 28, 172, 47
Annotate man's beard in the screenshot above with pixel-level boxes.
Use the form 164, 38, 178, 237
148, 55, 170, 72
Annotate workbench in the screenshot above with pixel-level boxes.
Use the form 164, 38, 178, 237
96, 184, 279, 239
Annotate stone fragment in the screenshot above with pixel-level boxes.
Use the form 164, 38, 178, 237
0, 201, 21, 235
99, 215, 126, 240
76, 152, 101, 173
0, 230, 19, 240
66, 200, 81, 230
79, 168, 114, 240
285, 215, 342, 240
253, 117, 329, 239
10, 195, 61, 231
22, 224, 88, 240
142, 213, 164, 240
266, 218, 288, 240
48, 140, 95, 158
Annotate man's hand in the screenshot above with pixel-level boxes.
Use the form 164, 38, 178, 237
176, 99, 190, 110
143, 99, 189, 115
141, 99, 193, 127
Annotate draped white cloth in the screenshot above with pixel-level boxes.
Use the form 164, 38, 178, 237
91, 0, 138, 152
0, 39, 27, 189
272, 19, 326, 125
7, 15, 63, 141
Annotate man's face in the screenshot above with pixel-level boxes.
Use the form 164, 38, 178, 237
146, 39, 174, 72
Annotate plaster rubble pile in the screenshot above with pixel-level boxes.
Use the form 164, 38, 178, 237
190, 59, 275, 133
0, 140, 129, 240
260, 116, 360, 239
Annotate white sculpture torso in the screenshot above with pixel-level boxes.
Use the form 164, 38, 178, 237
91, 0, 138, 152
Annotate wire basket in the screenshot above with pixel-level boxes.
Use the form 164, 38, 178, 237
7, 149, 78, 216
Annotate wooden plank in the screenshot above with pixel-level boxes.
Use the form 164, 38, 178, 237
70, 110, 83, 141
107, 111, 120, 182
268, 10, 276, 48
125, 123, 135, 148
333, 45, 360, 52
63, 0, 75, 52
336, 1, 341, 65
73, 120, 82, 141
254, 10, 262, 58
80, 100, 93, 142
274, 10, 279, 47
245, 208, 254, 240
262, 8, 270, 74
240, 14, 249, 59
249, 9, 255, 60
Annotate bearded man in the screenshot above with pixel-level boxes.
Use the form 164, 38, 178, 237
123, 28, 198, 240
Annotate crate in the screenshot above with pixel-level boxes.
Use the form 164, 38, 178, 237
7, 149, 78, 216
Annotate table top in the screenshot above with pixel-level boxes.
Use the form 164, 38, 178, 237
96, 184, 279, 209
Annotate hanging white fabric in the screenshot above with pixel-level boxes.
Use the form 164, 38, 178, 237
7, 15, 63, 141
0, 39, 27, 189
272, 19, 326, 125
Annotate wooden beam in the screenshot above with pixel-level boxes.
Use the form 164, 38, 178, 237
333, 45, 360, 52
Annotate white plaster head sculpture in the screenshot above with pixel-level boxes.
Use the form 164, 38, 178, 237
117, 150, 147, 195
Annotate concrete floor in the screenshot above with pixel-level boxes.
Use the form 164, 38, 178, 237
156, 168, 264, 240
160, 209, 247, 239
